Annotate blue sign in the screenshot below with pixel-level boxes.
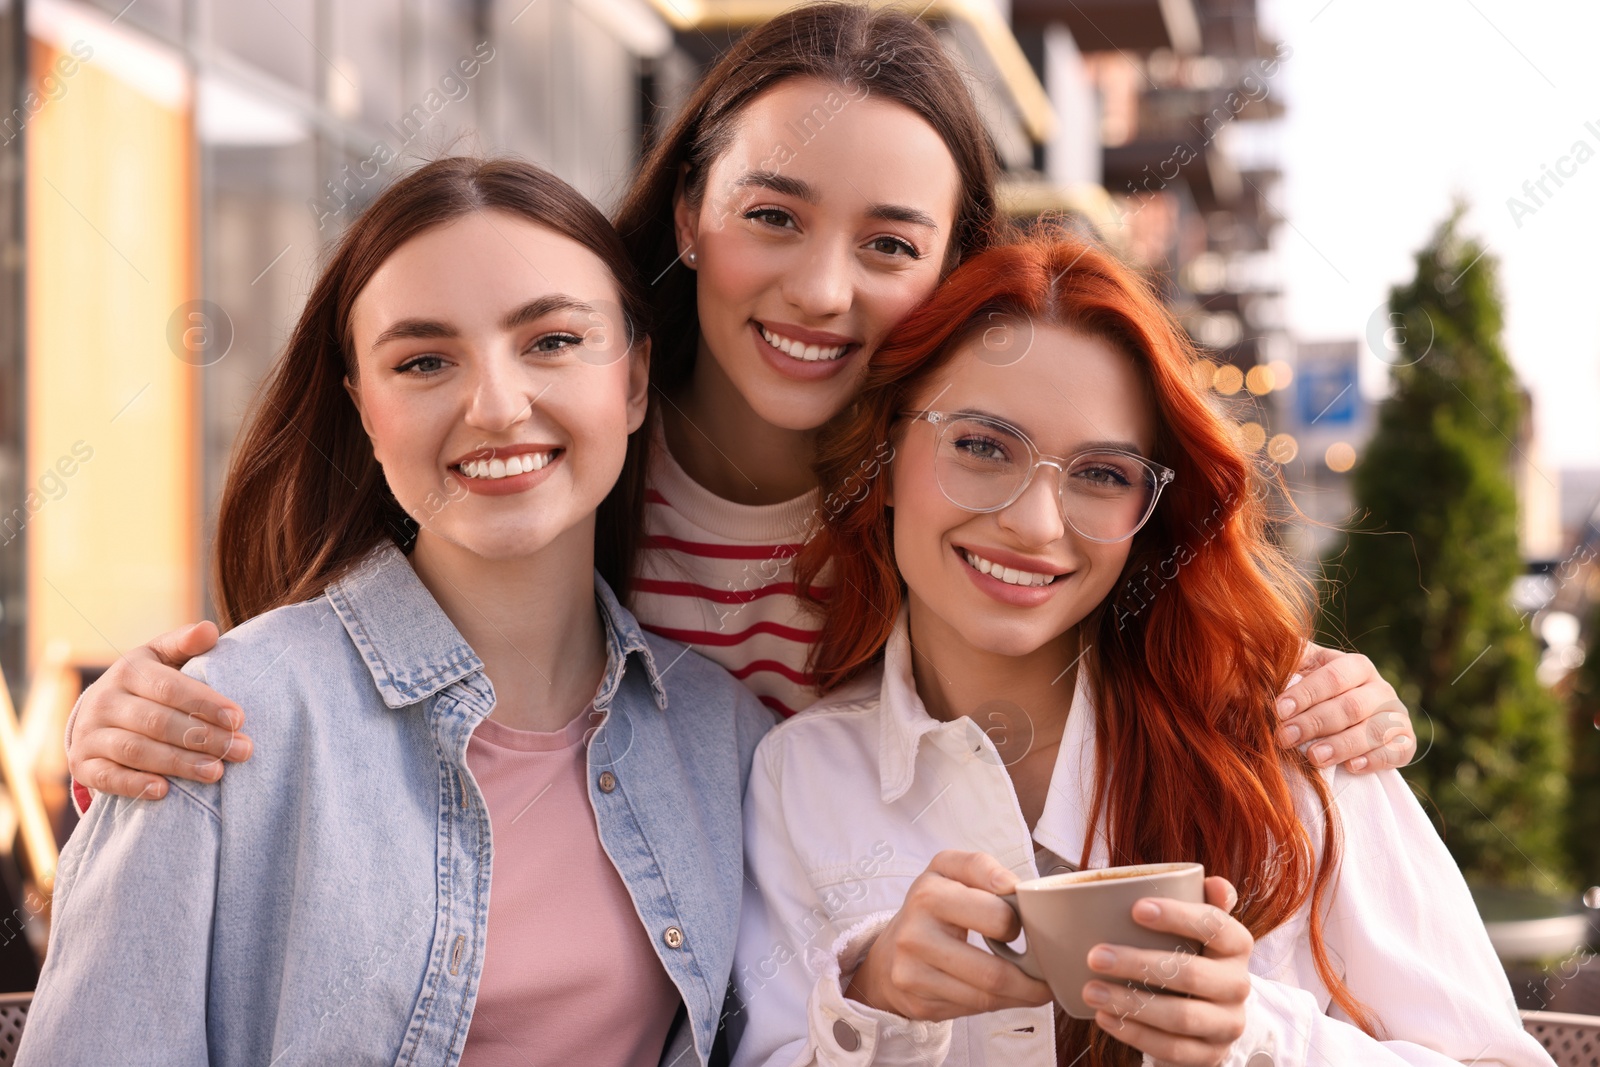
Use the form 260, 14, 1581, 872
1297, 365, 1358, 427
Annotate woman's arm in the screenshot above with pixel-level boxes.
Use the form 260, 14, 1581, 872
66, 622, 251, 801
1233, 768, 1555, 1067
16, 783, 218, 1065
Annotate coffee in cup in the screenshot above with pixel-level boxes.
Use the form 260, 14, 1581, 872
983, 861, 1205, 1018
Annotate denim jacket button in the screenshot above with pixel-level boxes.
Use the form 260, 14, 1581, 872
598, 771, 617, 793
831, 1018, 860, 1052
663, 926, 684, 949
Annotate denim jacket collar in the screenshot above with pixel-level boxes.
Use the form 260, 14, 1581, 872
327, 543, 669, 713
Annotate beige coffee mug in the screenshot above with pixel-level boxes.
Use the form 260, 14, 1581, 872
983, 861, 1205, 1019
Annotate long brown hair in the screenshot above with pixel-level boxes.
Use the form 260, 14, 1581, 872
613, 1, 1002, 394
797, 231, 1381, 1062
213, 157, 654, 628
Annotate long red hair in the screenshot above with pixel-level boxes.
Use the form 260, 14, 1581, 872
795, 231, 1381, 1061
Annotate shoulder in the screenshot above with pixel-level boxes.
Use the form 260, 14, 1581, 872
182, 596, 370, 730
642, 630, 740, 696
1289, 761, 1429, 836
642, 630, 776, 731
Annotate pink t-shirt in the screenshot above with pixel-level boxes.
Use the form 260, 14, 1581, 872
459, 711, 681, 1066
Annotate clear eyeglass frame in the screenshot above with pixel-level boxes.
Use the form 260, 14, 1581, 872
902, 409, 1176, 544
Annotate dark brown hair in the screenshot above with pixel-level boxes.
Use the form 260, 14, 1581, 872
213, 156, 653, 628
613, 1, 1002, 394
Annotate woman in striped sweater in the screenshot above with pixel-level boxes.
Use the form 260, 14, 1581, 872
67, 4, 1412, 805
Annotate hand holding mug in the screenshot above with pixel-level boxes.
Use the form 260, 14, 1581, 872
1085, 875, 1253, 1066
844, 850, 1053, 1021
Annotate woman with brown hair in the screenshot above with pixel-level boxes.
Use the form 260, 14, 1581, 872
17, 157, 771, 1067
69, 3, 1412, 801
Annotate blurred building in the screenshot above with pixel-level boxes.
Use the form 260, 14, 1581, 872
1561, 467, 1600, 548
1005, 0, 1302, 530
0, 0, 1296, 688
1515, 389, 1563, 562
1276, 339, 1368, 562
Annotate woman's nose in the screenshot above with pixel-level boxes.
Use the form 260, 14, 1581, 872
996, 464, 1067, 548
782, 237, 853, 320
463, 357, 539, 431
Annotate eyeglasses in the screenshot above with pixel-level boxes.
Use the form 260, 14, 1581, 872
902, 410, 1174, 544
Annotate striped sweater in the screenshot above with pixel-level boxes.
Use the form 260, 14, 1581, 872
633, 426, 826, 718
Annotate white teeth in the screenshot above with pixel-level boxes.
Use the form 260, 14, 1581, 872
962, 549, 1058, 588
459, 452, 554, 480
760, 325, 848, 362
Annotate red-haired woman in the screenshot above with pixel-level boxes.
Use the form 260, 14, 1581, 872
68, 4, 1409, 794
730, 232, 1554, 1066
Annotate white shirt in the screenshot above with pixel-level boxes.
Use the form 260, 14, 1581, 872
731, 612, 1556, 1067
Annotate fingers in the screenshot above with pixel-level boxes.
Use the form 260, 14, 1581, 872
1202, 876, 1237, 914
853, 955, 1036, 1022
849, 857, 1053, 1022
1294, 707, 1412, 771
1086, 885, 1252, 1064
1092, 1001, 1246, 1066
72, 685, 251, 765
928, 849, 1019, 895
73, 757, 171, 802
144, 620, 221, 669
892, 932, 1054, 1015
910, 859, 1022, 942
118, 660, 242, 732
74, 726, 234, 786
1346, 727, 1416, 774
1296, 641, 1337, 673
1126, 894, 1253, 959
1275, 649, 1373, 728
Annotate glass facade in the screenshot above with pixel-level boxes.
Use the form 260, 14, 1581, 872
0, 1, 23, 687
0, 0, 1054, 680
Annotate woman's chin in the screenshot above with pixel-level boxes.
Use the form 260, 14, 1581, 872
948, 616, 1062, 660
413, 522, 566, 563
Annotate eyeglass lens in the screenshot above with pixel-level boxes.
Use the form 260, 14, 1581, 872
932, 416, 1161, 542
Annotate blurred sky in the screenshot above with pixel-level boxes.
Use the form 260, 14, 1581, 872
1258, 0, 1600, 469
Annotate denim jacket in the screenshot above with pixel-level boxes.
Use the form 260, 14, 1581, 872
19, 544, 775, 1067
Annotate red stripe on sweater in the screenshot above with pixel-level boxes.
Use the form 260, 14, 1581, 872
759, 694, 803, 718
640, 620, 821, 647
727, 659, 817, 686
642, 535, 801, 560
632, 578, 814, 605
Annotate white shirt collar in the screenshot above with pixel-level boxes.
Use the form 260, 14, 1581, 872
876, 606, 1113, 867
877, 608, 951, 804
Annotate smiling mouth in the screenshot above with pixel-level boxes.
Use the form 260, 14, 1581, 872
961, 548, 1062, 588
454, 450, 560, 481
758, 323, 851, 362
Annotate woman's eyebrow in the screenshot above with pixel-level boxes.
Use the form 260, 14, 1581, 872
953, 408, 1146, 455
865, 203, 938, 229
499, 295, 599, 331
735, 171, 815, 201
371, 318, 455, 349
1072, 439, 1148, 456
370, 296, 598, 351
733, 171, 938, 230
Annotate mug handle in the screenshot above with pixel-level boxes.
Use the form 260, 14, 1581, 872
981, 893, 1045, 981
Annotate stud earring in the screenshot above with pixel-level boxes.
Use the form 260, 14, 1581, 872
685, 249, 698, 266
